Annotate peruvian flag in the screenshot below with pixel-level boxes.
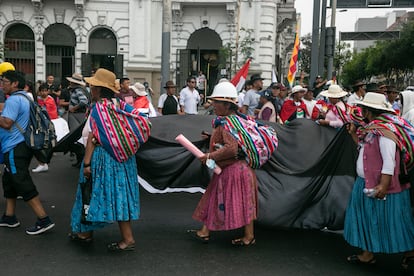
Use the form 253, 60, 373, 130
231, 58, 251, 92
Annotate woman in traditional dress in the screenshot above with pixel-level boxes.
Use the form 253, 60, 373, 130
344, 92, 414, 269
189, 81, 258, 246
317, 84, 350, 129
69, 68, 150, 251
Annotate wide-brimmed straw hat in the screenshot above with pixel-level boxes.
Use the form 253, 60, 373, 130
357, 92, 395, 114
130, 82, 147, 96
84, 68, 119, 93
320, 84, 347, 98
207, 82, 238, 104
66, 73, 86, 86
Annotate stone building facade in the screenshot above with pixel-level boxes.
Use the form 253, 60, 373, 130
0, 0, 295, 96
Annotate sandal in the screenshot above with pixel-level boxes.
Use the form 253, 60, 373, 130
231, 238, 256, 246
107, 242, 135, 252
402, 255, 414, 269
347, 255, 376, 265
186, 229, 210, 244
68, 232, 93, 243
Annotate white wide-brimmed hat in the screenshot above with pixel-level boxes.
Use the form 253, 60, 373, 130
66, 73, 86, 86
291, 85, 307, 94
320, 84, 347, 98
357, 92, 395, 114
130, 82, 147, 96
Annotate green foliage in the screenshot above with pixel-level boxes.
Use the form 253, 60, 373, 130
341, 19, 414, 88
218, 28, 257, 76
299, 33, 312, 74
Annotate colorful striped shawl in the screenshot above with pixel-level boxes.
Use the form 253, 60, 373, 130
213, 113, 278, 168
357, 114, 414, 170
90, 98, 151, 162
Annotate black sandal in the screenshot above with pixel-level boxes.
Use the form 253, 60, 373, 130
68, 232, 93, 243
347, 255, 376, 265
186, 229, 210, 244
231, 238, 256, 246
107, 242, 135, 252
402, 255, 414, 269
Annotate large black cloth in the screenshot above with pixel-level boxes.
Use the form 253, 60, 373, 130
136, 115, 358, 230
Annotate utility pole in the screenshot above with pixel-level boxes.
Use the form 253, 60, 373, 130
161, 0, 171, 94
310, 0, 321, 89
318, 0, 327, 78
327, 0, 336, 81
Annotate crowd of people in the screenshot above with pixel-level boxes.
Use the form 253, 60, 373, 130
1, 59, 414, 271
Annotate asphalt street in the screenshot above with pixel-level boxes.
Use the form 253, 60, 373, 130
0, 153, 412, 276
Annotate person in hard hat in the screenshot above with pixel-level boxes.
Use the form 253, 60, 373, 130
0, 62, 15, 75
188, 81, 258, 247
0, 62, 16, 111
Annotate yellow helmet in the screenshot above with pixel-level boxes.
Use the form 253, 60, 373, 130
0, 62, 16, 75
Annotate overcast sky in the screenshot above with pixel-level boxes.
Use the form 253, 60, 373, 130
294, 0, 414, 36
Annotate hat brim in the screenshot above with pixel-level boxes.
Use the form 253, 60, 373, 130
320, 90, 348, 98
208, 97, 238, 104
357, 102, 396, 114
292, 89, 307, 94
130, 86, 147, 96
84, 76, 119, 94
66, 77, 86, 86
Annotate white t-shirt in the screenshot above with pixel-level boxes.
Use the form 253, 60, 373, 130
179, 87, 200, 114
347, 93, 363, 106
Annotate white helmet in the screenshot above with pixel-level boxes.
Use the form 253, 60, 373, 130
208, 82, 238, 103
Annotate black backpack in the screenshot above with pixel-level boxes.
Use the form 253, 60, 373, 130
13, 92, 57, 162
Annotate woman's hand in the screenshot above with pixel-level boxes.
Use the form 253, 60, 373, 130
198, 153, 209, 165
318, 119, 329, 126
346, 123, 356, 134
376, 174, 391, 199
83, 166, 91, 179
346, 123, 358, 144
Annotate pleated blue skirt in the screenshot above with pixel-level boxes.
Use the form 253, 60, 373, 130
70, 146, 140, 233
344, 177, 414, 253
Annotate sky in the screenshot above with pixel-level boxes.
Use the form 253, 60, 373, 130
294, 0, 414, 37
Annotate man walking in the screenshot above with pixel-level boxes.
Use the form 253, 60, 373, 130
0, 69, 55, 235
242, 74, 264, 116
179, 76, 200, 115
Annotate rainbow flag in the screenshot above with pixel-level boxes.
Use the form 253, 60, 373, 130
287, 19, 301, 87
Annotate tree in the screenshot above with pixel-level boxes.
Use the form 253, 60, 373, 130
218, 28, 257, 78
298, 33, 312, 76
334, 41, 352, 81
341, 19, 414, 88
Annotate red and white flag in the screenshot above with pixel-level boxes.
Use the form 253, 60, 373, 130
231, 58, 251, 92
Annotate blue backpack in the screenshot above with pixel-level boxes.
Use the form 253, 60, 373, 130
13, 92, 57, 161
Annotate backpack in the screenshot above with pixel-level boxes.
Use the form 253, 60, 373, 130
13, 93, 57, 162
214, 113, 278, 168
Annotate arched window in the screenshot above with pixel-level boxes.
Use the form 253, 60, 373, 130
43, 24, 76, 83
4, 24, 35, 81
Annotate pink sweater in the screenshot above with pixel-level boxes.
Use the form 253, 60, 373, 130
362, 135, 410, 194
